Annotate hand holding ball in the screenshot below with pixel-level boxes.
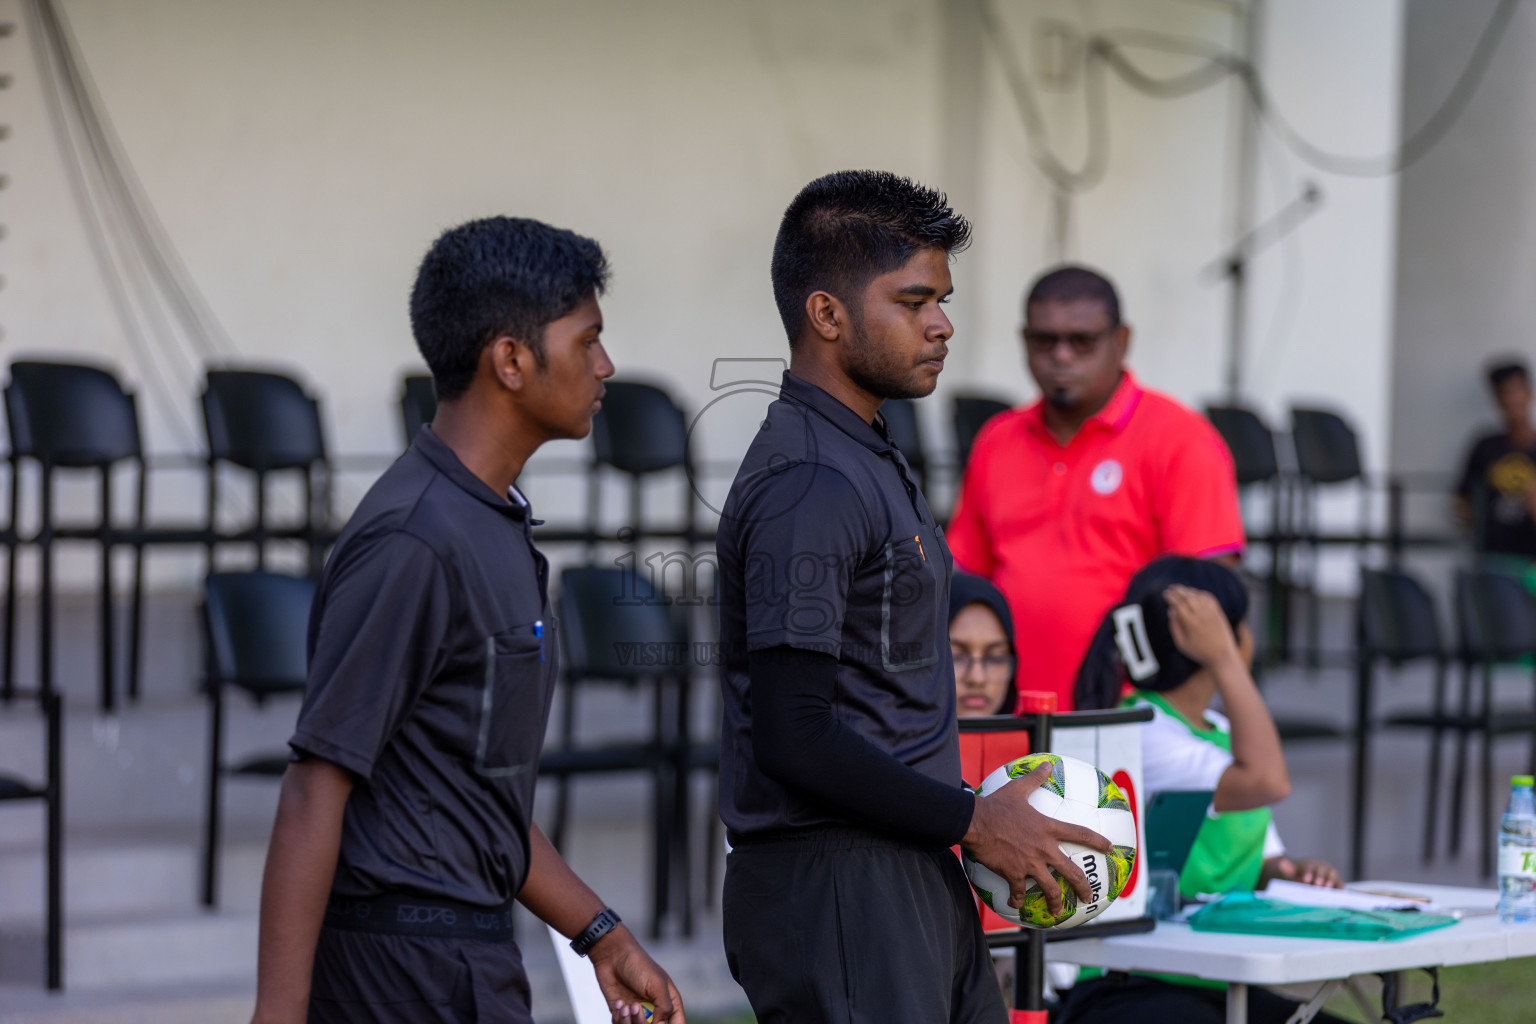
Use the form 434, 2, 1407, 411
963, 753, 1137, 929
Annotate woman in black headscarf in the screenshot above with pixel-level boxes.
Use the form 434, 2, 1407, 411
948, 573, 1018, 717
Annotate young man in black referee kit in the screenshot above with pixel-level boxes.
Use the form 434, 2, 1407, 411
250, 217, 683, 1024
715, 171, 1112, 1022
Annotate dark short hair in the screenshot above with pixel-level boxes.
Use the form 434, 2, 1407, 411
1025, 264, 1121, 326
1488, 358, 1530, 391
770, 170, 971, 344
409, 217, 609, 401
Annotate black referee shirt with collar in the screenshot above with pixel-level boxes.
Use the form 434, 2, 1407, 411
289, 425, 559, 907
716, 370, 960, 837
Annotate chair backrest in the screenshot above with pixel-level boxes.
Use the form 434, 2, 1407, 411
590, 381, 689, 476
880, 399, 927, 476
1358, 568, 1443, 662
204, 571, 315, 691
1205, 405, 1279, 485
1290, 407, 1362, 484
203, 369, 326, 471
952, 394, 1012, 472
558, 566, 688, 679
5, 361, 141, 466
1456, 568, 1536, 661
401, 374, 436, 445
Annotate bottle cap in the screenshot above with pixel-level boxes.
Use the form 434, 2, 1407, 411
1016, 690, 1058, 714
1514, 775, 1534, 788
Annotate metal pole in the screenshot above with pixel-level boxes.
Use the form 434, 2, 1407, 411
1013, 706, 1054, 1022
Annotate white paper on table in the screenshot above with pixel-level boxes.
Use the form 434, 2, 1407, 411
1263, 879, 1425, 912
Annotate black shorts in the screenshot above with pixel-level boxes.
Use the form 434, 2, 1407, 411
723, 825, 1007, 1024
308, 927, 531, 1024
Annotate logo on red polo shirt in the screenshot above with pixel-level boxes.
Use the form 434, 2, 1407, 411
1090, 459, 1123, 495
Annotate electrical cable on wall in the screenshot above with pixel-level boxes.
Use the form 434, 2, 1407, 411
980, 0, 1520, 189
24, 0, 243, 448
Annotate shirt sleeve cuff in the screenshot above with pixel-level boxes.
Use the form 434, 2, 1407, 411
289, 732, 375, 782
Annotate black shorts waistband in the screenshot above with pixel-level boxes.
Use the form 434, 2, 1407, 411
727, 823, 941, 853
323, 892, 515, 941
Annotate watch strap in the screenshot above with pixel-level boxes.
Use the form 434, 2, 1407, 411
570, 907, 621, 957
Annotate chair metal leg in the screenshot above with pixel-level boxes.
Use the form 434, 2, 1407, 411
127, 464, 146, 703
254, 471, 268, 571
99, 468, 115, 713
39, 467, 54, 700
45, 690, 63, 991
1422, 662, 1447, 864
1351, 655, 1373, 880
672, 676, 693, 938
1481, 663, 1496, 879
702, 774, 721, 911
1450, 661, 1475, 857
202, 680, 224, 908
551, 682, 577, 852
3, 456, 19, 704
650, 677, 671, 939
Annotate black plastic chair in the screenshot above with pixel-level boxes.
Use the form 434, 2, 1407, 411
1206, 406, 1291, 665
202, 369, 332, 574
401, 374, 436, 446
1353, 568, 1451, 880
880, 399, 928, 493
1291, 408, 1370, 669
589, 380, 696, 548
1206, 406, 1280, 487
1448, 569, 1536, 876
201, 570, 314, 906
5, 361, 153, 710
952, 394, 1012, 474
0, 688, 62, 989
544, 565, 691, 937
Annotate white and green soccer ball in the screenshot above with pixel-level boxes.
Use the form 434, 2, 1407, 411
963, 752, 1138, 930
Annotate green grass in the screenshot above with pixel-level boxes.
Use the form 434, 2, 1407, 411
697, 958, 1536, 1023
1322, 958, 1535, 1024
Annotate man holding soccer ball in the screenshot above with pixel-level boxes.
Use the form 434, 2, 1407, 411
715, 171, 1112, 1023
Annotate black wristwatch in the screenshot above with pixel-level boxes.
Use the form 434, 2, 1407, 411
570, 907, 622, 957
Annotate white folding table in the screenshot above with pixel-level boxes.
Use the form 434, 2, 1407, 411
1048, 882, 1536, 1024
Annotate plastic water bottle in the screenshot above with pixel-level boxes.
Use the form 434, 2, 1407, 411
1498, 774, 1536, 923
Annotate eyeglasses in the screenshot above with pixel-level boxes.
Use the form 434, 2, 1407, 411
951, 650, 1016, 676
1023, 327, 1115, 356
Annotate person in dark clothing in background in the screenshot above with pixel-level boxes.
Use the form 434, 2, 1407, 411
1457, 358, 1536, 562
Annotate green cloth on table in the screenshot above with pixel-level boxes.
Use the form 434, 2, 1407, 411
1188, 892, 1459, 941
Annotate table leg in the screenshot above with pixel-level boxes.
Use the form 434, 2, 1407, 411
1227, 982, 1248, 1024
1284, 980, 1343, 1024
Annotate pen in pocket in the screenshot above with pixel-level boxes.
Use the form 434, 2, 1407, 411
534, 620, 544, 663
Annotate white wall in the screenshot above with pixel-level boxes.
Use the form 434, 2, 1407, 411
0, 0, 1404, 588
1390, 0, 1536, 487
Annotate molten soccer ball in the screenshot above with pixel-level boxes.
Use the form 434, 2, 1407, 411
963, 753, 1137, 929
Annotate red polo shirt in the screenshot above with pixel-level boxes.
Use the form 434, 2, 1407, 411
947, 372, 1244, 709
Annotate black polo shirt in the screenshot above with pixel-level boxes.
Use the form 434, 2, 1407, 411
290, 427, 558, 907
716, 371, 960, 836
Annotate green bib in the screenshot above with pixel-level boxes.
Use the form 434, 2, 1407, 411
1126, 691, 1271, 899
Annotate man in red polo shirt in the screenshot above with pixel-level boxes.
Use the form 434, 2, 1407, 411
947, 265, 1244, 709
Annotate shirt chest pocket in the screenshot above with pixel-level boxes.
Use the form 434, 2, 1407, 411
474, 620, 552, 778
880, 535, 939, 672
